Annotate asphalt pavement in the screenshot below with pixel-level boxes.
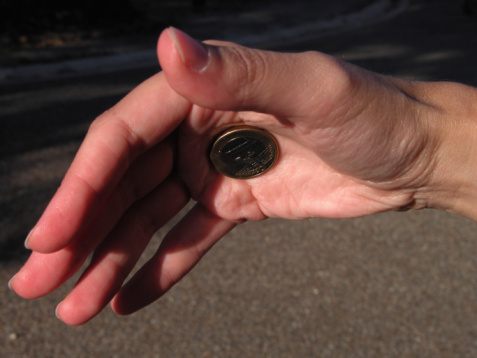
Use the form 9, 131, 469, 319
3, 0, 477, 357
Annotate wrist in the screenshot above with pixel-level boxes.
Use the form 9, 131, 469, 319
408, 81, 477, 220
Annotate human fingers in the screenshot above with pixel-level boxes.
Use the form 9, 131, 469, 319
158, 27, 354, 119
10, 139, 176, 299
25, 72, 191, 253
111, 203, 235, 316
55, 178, 189, 326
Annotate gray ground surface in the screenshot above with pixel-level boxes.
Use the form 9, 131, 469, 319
3, 0, 477, 357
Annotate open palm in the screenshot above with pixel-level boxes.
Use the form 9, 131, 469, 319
10, 28, 434, 326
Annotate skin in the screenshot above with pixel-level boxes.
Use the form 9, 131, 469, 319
9, 28, 477, 325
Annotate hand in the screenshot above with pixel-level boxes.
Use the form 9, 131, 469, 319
9, 28, 471, 325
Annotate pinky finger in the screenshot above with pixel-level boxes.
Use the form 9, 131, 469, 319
111, 203, 236, 315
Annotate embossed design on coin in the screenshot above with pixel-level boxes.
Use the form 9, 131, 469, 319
209, 125, 279, 179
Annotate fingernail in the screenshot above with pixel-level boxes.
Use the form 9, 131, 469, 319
168, 27, 210, 73
55, 304, 62, 320
24, 230, 33, 250
8, 275, 16, 290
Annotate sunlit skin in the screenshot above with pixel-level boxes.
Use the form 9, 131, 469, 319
9, 28, 477, 325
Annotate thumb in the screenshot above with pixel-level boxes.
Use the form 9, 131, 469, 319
157, 27, 353, 119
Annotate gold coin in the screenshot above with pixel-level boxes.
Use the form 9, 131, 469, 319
209, 125, 279, 179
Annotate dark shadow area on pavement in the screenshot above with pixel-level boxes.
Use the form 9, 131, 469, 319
0, 67, 159, 261
2, 0, 477, 263
281, 1, 477, 86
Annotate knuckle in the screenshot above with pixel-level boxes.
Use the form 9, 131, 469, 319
300, 51, 363, 117
87, 109, 113, 133
228, 47, 269, 104
320, 53, 360, 97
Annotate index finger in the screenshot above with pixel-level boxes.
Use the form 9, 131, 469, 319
26, 71, 191, 253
